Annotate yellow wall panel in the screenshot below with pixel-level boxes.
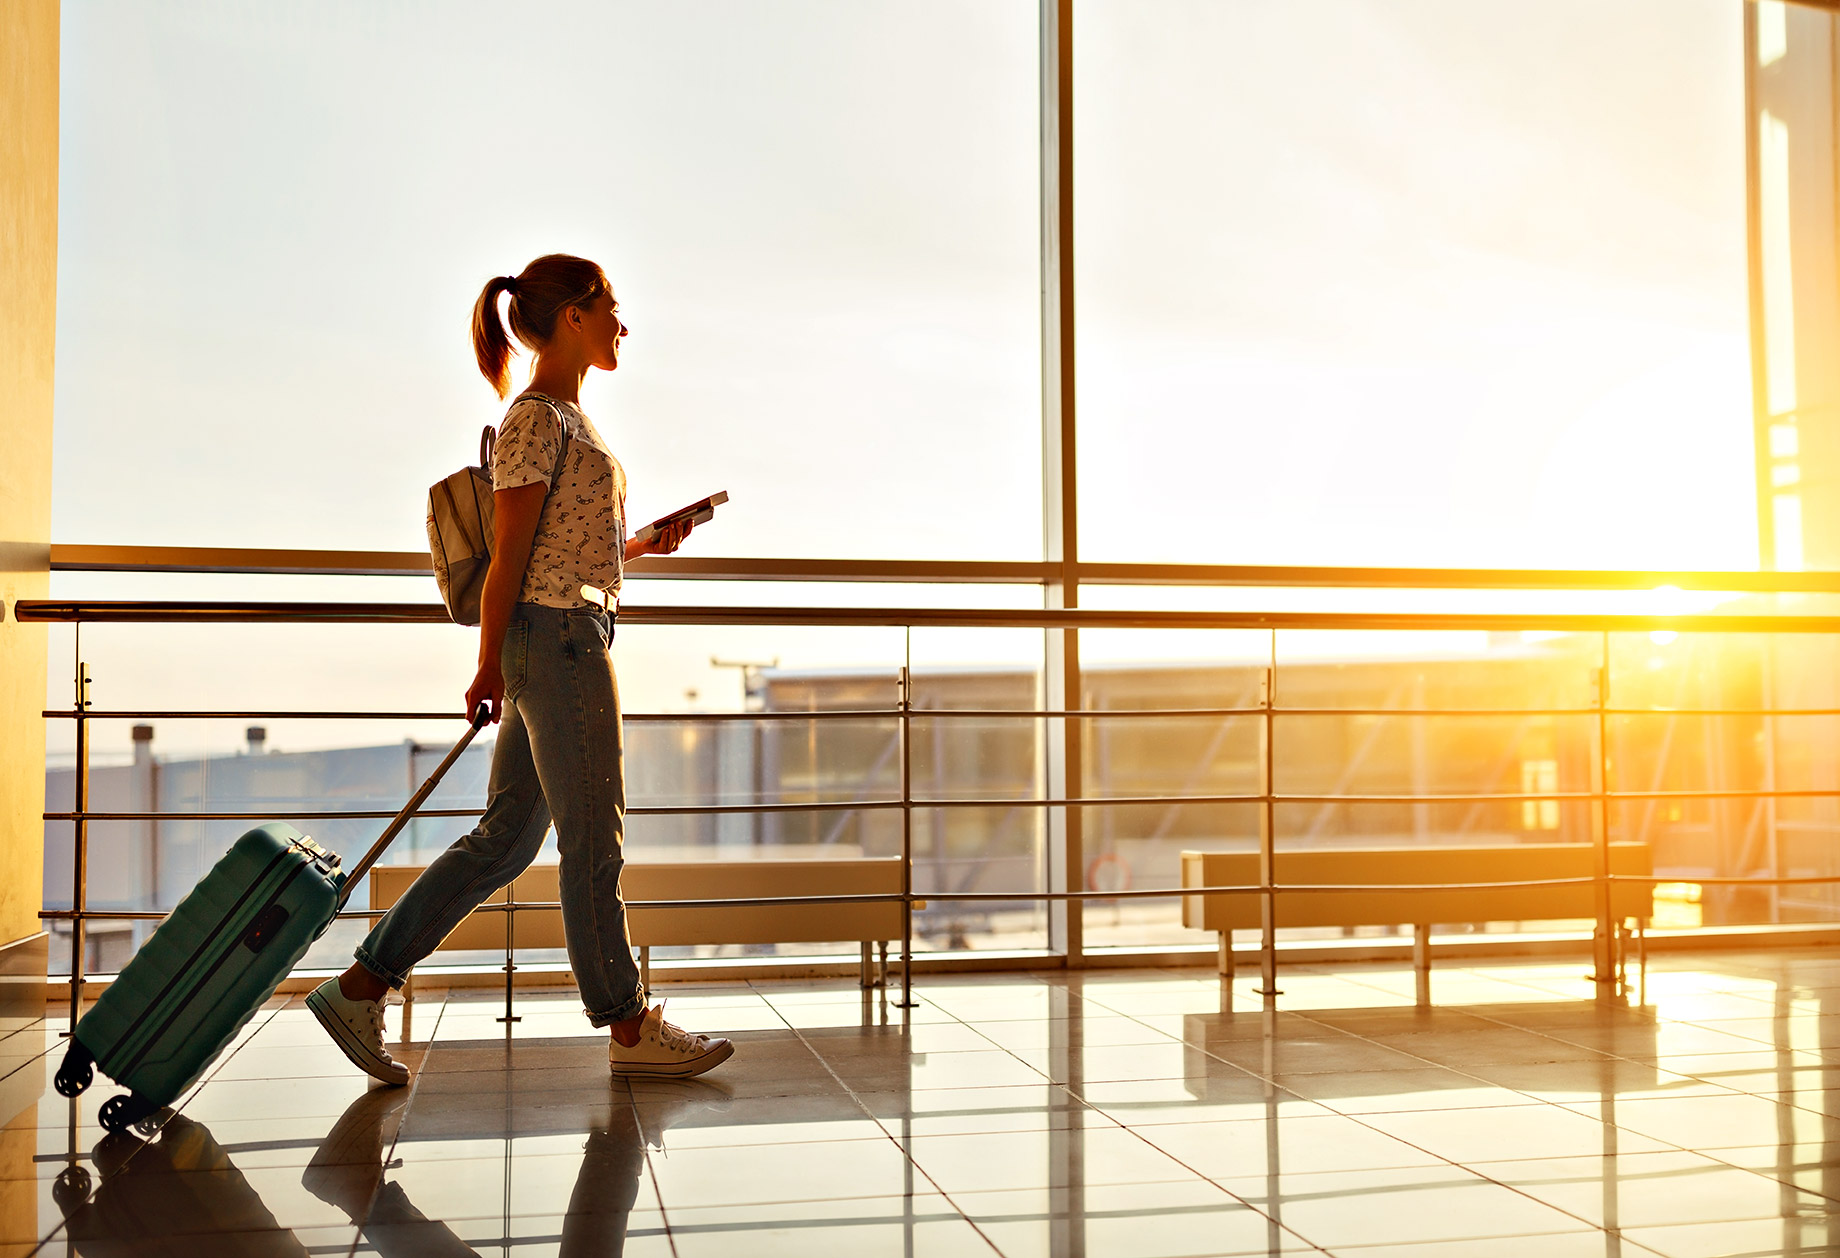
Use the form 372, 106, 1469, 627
0, 0, 59, 949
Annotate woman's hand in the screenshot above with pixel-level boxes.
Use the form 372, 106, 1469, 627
651, 519, 692, 555
467, 661, 506, 724
626, 518, 692, 560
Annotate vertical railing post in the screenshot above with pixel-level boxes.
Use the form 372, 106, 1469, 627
1760, 639, 1783, 923
1256, 632, 1281, 1001
1591, 632, 1617, 993
897, 631, 917, 1009
497, 885, 519, 1026
68, 652, 91, 1032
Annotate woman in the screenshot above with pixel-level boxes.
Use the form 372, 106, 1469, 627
308, 253, 732, 1081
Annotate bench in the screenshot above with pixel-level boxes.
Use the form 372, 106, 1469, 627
1181, 843, 1654, 1001
369, 856, 909, 998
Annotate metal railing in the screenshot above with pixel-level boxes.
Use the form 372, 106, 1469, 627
23, 584, 1840, 1027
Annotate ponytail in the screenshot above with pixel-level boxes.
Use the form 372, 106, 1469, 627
470, 254, 612, 399
472, 275, 518, 399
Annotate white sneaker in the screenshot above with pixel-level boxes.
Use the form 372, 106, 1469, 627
608, 1006, 734, 1078
307, 978, 411, 1086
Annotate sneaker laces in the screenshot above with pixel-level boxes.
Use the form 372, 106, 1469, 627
655, 1016, 705, 1053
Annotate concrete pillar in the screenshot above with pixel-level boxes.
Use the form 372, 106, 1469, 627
0, 0, 58, 1001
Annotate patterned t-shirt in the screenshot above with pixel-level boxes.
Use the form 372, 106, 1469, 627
491, 393, 627, 607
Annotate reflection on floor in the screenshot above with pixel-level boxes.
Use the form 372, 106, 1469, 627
7, 953, 1840, 1254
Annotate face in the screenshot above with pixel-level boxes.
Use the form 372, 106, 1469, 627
569, 290, 629, 371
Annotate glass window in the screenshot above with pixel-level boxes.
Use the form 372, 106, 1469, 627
54, 1, 1042, 560
1075, 0, 1752, 570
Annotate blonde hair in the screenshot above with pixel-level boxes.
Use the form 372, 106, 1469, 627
471, 254, 612, 398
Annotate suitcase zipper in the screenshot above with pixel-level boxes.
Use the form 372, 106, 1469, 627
103, 846, 312, 1075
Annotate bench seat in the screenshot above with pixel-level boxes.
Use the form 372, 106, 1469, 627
1181, 843, 1654, 1000
369, 856, 908, 994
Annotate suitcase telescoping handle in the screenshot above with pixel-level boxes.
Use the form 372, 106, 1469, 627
337, 704, 493, 908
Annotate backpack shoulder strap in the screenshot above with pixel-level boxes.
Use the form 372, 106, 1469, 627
499, 392, 572, 492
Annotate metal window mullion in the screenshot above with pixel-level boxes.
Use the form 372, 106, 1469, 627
1040, 0, 1082, 968
1592, 633, 1617, 989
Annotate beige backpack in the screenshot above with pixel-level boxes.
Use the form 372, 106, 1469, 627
426, 399, 566, 626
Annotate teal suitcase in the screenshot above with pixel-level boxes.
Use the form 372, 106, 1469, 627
55, 709, 489, 1133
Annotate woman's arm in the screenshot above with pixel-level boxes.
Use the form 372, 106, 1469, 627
466, 482, 548, 723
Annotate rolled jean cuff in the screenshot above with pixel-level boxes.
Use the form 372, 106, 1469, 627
586, 988, 647, 1028
352, 946, 411, 991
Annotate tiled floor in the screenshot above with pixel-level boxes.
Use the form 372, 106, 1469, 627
9, 952, 1840, 1255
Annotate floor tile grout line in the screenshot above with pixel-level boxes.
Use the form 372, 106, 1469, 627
624, 1075, 682, 1258
37, 964, 1840, 1253
1392, 1007, 1840, 1213
357, 990, 451, 1257
0, 1018, 54, 1092
750, 978, 1011, 1256
1455, 990, 1807, 1060
1054, 992, 1393, 1253
1205, 997, 1840, 1239
914, 979, 1331, 1256
1063, 992, 1688, 1243
27, 996, 298, 1255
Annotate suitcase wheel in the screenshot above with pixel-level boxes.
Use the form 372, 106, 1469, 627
50, 1165, 91, 1215
53, 1044, 94, 1098
97, 1092, 163, 1135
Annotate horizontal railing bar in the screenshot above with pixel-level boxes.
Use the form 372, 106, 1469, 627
1605, 709, 1840, 718
44, 710, 476, 722
47, 544, 1840, 592
42, 704, 1840, 725
623, 710, 901, 723
43, 809, 486, 822
928, 792, 1601, 806
920, 794, 1261, 808
40, 708, 912, 723
632, 800, 901, 816
25, 600, 1840, 633
42, 799, 906, 822
1604, 788, 1840, 800
1607, 874, 1840, 886
62, 868, 1840, 925
1281, 707, 1840, 719
1269, 793, 1598, 804
49, 545, 436, 577
18, 601, 453, 624
46, 546, 1054, 584
61, 779, 1840, 827
1276, 707, 1598, 718
16, 879, 1579, 922
42, 704, 1840, 728
1075, 563, 1840, 593
922, 881, 1600, 897
53, 785, 1840, 825
913, 708, 1259, 719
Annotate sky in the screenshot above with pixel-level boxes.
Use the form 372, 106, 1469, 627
46, 0, 1759, 756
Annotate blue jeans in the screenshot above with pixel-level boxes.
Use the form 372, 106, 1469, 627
355, 602, 646, 1026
